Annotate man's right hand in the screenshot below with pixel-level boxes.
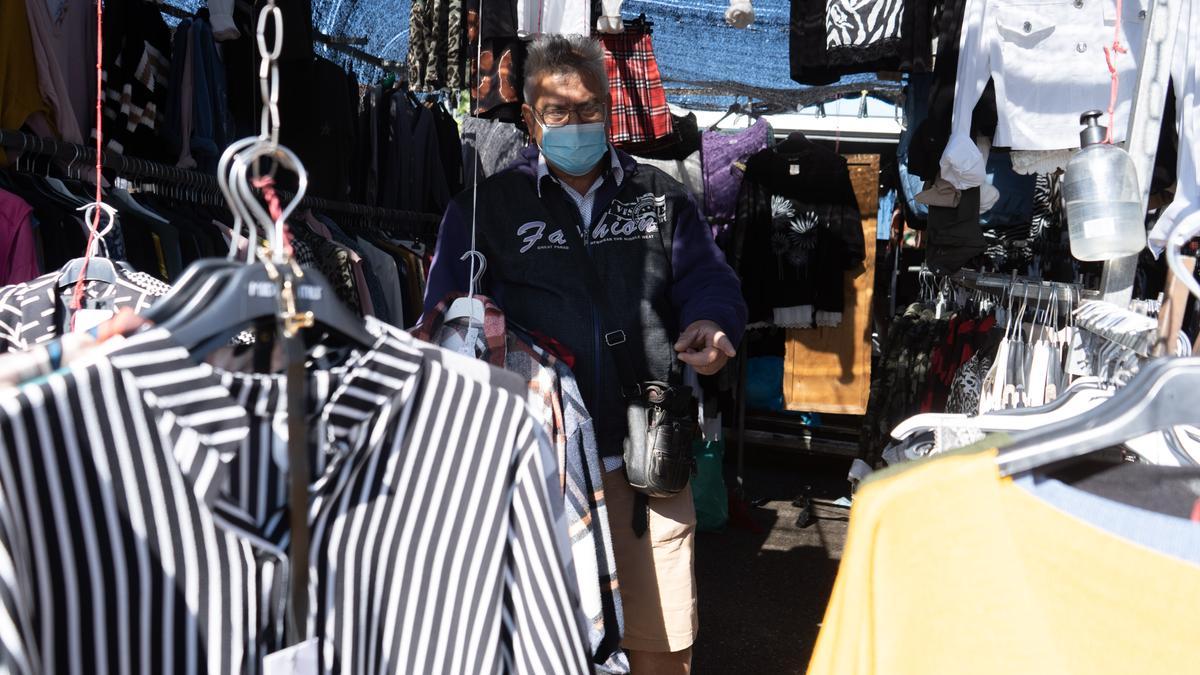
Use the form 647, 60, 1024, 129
674, 320, 736, 376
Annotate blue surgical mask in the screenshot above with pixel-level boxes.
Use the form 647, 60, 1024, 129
538, 121, 608, 177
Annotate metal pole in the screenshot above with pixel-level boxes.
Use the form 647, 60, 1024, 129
1098, 0, 1179, 306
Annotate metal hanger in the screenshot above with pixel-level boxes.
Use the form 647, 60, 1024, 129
142, 137, 262, 324
162, 140, 373, 356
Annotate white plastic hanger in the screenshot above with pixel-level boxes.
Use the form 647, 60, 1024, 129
996, 358, 1200, 475
444, 250, 487, 324
1165, 211, 1200, 303
890, 383, 1112, 442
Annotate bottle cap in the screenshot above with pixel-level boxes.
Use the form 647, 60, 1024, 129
1079, 110, 1107, 147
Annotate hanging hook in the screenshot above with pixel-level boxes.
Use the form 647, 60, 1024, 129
232, 142, 309, 264
218, 136, 264, 262
460, 250, 487, 292
76, 202, 118, 257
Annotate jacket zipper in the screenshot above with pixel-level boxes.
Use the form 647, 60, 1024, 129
578, 211, 604, 410
554, 181, 607, 424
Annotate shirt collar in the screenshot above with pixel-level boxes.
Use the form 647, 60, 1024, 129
536, 144, 624, 198
104, 318, 424, 508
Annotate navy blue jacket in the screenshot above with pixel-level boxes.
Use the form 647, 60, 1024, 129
422, 146, 746, 461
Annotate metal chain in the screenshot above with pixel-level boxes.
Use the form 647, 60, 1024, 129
255, 1, 284, 147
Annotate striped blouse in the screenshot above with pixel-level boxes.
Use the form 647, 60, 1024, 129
0, 318, 589, 674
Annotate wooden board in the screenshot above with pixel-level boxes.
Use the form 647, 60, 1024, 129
783, 154, 879, 414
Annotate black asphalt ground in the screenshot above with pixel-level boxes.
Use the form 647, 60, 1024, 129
691, 452, 853, 675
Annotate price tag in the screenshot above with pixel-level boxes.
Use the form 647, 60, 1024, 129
72, 309, 113, 334
264, 638, 319, 675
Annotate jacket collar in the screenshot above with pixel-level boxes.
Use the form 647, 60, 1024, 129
535, 145, 626, 198
507, 144, 638, 194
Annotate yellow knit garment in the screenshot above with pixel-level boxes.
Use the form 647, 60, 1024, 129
808, 449, 1200, 675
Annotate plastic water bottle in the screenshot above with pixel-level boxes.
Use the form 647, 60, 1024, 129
1063, 110, 1146, 261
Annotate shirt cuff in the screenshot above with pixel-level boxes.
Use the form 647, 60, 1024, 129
940, 134, 987, 190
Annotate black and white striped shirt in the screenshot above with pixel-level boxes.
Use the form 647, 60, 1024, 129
0, 319, 590, 674
0, 334, 286, 675
0, 269, 171, 353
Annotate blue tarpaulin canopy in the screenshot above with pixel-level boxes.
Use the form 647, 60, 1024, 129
167, 0, 901, 111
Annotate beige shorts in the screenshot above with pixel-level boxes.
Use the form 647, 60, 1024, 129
602, 468, 699, 653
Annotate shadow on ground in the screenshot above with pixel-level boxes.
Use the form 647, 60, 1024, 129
692, 451, 853, 675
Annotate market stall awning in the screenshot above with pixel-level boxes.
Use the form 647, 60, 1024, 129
166, 0, 899, 111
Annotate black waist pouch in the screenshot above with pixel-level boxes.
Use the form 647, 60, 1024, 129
624, 382, 698, 498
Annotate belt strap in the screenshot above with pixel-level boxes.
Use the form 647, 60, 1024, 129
284, 336, 310, 645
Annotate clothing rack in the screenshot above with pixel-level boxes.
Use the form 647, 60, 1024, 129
156, 1, 406, 75
948, 270, 1097, 305
0, 128, 440, 237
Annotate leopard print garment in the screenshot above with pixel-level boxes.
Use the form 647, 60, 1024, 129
946, 351, 992, 416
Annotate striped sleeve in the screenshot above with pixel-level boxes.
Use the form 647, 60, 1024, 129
0, 423, 36, 675
504, 408, 591, 675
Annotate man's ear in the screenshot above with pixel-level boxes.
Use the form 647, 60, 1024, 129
522, 104, 539, 143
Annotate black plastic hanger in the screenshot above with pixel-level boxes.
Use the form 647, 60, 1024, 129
626, 13, 654, 33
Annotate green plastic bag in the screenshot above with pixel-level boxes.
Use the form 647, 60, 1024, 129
691, 439, 728, 531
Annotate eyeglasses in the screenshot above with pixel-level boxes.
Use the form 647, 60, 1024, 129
534, 102, 607, 127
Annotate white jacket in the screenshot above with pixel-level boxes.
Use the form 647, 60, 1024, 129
942, 0, 1149, 189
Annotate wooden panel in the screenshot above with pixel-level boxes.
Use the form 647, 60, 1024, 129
783, 154, 879, 414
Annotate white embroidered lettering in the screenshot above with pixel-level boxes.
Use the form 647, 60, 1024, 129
517, 221, 546, 253
591, 194, 667, 244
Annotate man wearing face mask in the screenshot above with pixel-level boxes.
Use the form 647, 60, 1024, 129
422, 34, 746, 674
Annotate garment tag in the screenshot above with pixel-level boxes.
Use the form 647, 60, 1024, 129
459, 325, 481, 357
263, 638, 318, 675
72, 308, 114, 334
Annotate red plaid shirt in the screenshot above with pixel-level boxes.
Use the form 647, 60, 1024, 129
601, 29, 672, 147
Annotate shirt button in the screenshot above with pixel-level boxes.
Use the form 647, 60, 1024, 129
1073, 0, 1083, 7
1023, 21, 1032, 32
1138, 9, 1146, 18
1076, 42, 1088, 53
